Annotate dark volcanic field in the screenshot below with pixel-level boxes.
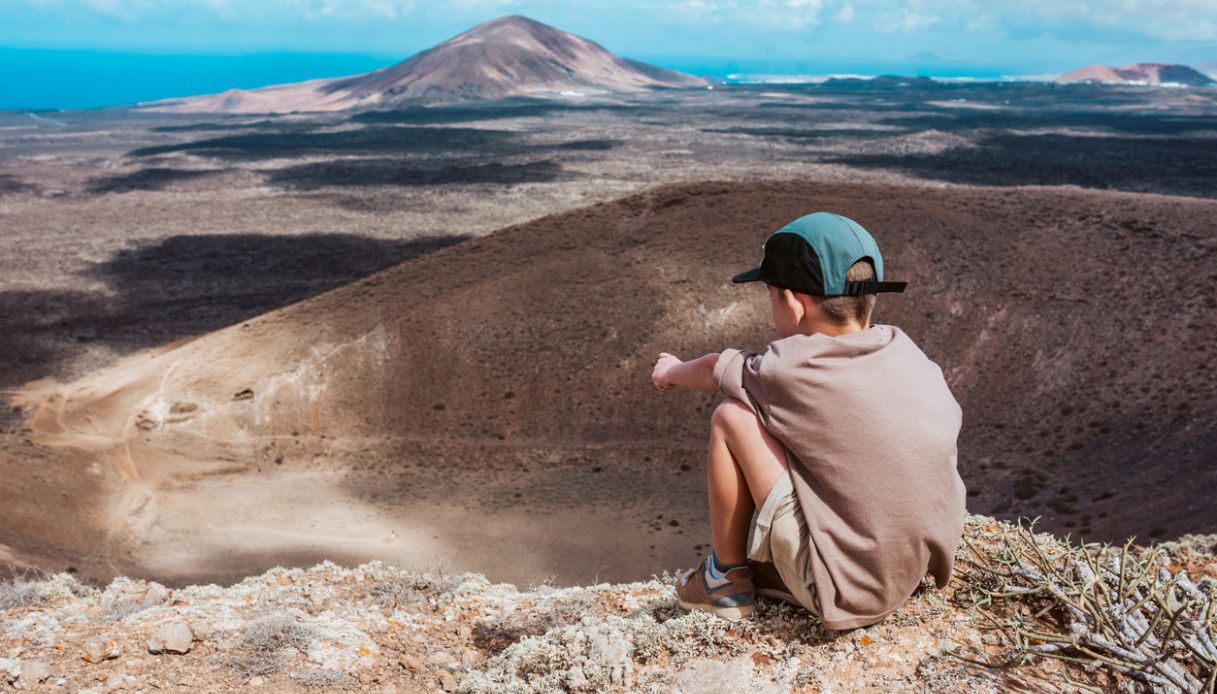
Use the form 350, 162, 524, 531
1, 79, 1216, 583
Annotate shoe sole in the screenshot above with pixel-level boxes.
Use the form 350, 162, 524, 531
755, 587, 803, 608
677, 597, 756, 619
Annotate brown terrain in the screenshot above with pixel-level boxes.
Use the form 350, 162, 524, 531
1056, 62, 1215, 86
6, 174, 1217, 593
141, 16, 708, 114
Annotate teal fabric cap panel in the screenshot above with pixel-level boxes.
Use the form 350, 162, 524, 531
731, 210, 906, 296
775, 212, 885, 296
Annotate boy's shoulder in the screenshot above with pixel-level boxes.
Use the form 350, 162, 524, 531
766, 324, 905, 361
760, 325, 943, 378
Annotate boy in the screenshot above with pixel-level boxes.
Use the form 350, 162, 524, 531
651, 212, 966, 630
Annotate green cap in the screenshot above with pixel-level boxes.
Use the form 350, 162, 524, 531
731, 212, 906, 297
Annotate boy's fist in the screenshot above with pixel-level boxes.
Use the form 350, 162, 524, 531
652, 352, 682, 391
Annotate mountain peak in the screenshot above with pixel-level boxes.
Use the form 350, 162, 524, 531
463, 14, 549, 33
143, 16, 705, 114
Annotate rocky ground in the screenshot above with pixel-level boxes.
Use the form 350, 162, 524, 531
3, 516, 1215, 693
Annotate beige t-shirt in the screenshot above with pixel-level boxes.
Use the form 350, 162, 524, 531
714, 324, 966, 630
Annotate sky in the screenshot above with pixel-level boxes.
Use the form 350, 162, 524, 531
2, 0, 1216, 108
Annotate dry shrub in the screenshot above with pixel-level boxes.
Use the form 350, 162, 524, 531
290, 669, 355, 688
0, 570, 49, 611
226, 612, 316, 676
960, 520, 1217, 693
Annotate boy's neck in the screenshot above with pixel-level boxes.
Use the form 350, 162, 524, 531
797, 319, 868, 338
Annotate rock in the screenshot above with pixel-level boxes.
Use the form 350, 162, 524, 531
188, 618, 213, 640
82, 638, 121, 663
18, 658, 51, 685
0, 658, 19, 684
439, 671, 458, 692
142, 581, 169, 601
147, 620, 193, 654
398, 654, 421, 672
103, 672, 135, 691
566, 666, 588, 688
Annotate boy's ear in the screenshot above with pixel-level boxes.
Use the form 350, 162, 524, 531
783, 288, 807, 324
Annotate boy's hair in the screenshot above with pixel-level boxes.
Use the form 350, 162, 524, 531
814, 260, 877, 326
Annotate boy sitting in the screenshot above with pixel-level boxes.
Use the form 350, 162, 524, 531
650, 212, 966, 630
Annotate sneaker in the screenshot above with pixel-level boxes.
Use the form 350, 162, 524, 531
749, 560, 802, 608
675, 555, 755, 619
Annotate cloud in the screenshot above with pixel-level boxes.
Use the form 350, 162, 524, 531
761, 0, 828, 29
865, 0, 1217, 41
661, 0, 1217, 41
9, 0, 1217, 41
665, 0, 849, 30
876, 0, 937, 33
11, 0, 512, 23
283, 0, 419, 20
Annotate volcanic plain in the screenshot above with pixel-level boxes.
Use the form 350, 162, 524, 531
1, 79, 1215, 588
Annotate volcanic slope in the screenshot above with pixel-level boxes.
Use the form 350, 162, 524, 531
142, 16, 707, 114
1056, 62, 1215, 86
10, 181, 1217, 587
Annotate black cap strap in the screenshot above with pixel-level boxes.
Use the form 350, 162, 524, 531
842, 280, 907, 295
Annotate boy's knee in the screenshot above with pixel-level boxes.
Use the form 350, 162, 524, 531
711, 398, 758, 432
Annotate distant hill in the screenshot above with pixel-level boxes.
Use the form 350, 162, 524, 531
141, 16, 707, 114
820, 75, 939, 89
1056, 63, 1215, 86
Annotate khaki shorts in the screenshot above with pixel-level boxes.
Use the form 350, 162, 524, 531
746, 469, 818, 613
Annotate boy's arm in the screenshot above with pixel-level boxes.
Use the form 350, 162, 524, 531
651, 352, 719, 393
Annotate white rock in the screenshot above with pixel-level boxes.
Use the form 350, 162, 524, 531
147, 621, 193, 654
104, 672, 135, 691
0, 657, 19, 684
82, 637, 121, 663
143, 582, 171, 606
18, 658, 51, 685
565, 666, 588, 688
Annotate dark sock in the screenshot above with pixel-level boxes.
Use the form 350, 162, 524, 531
711, 551, 747, 573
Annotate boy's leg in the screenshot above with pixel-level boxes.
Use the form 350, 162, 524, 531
706, 398, 790, 565
675, 398, 790, 619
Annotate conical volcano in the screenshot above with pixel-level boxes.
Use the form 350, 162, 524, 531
142, 16, 708, 113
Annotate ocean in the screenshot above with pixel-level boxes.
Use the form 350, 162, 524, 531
1, 46, 1024, 111
0, 47, 399, 110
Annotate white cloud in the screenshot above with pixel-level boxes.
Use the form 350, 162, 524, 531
11, 0, 504, 22
282, 0, 422, 20
876, 1, 937, 33
666, 0, 849, 30
10, 0, 1217, 41
658, 0, 1217, 40
762, 0, 828, 29
866, 0, 1217, 41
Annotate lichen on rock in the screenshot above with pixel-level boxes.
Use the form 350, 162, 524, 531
0, 516, 1212, 692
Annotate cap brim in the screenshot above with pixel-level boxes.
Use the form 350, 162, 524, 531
731, 267, 763, 283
